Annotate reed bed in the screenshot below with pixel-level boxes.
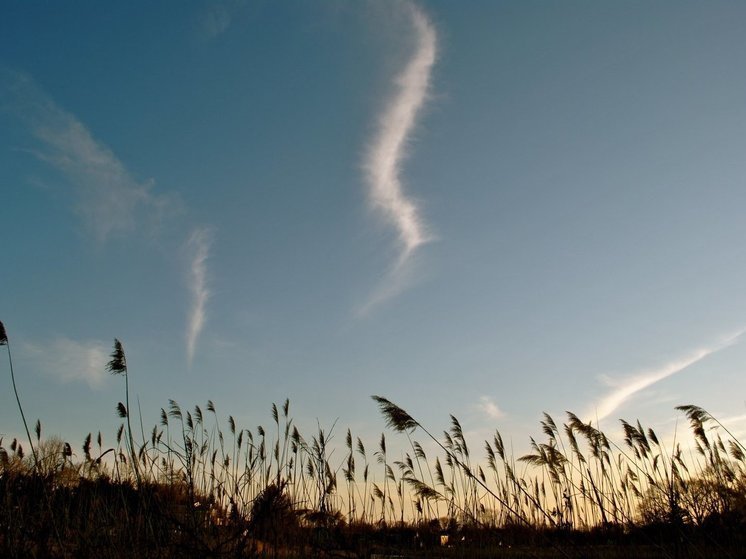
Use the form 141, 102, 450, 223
1, 328, 745, 558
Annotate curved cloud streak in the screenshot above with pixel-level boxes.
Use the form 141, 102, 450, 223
186, 228, 212, 366
364, 2, 437, 268
590, 329, 745, 423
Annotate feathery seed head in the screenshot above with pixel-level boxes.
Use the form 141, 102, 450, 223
372, 395, 419, 432
117, 402, 128, 418
107, 339, 127, 375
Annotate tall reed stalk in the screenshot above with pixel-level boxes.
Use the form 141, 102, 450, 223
0, 321, 38, 471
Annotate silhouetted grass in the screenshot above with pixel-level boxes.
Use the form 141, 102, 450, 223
1, 330, 745, 557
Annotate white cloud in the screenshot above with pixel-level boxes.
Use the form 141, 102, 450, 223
588, 329, 745, 423
2, 71, 178, 243
21, 338, 109, 388
478, 396, 505, 420
186, 227, 212, 367
361, 2, 437, 311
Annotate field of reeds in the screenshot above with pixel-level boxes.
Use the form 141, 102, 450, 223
2, 324, 746, 558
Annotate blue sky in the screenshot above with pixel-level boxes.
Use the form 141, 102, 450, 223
2, 1, 746, 454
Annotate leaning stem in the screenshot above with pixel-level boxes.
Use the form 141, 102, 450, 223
3, 330, 64, 550
6, 340, 39, 471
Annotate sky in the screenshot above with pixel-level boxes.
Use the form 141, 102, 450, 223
2, 1, 746, 458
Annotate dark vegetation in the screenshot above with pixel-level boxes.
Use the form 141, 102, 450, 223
2, 321, 746, 558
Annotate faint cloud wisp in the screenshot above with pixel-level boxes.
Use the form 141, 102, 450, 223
2, 70, 178, 243
186, 228, 212, 367
21, 338, 109, 388
201, 0, 246, 38
589, 329, 745, 423
360, 2, 437, 313
478, 396, 505, 420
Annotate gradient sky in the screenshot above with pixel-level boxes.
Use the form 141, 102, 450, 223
2, 1, 746, 456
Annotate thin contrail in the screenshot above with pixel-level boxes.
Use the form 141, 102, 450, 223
590, 329, 745, 423
364, 2, 437, 269
186, 228, 212, 366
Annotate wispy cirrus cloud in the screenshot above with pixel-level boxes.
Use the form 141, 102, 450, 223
186, 227, 212, 367
360, 2, 437, 313
588, 329, 745, 423
1, 70, 178, 243
21, 337, 109, 388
